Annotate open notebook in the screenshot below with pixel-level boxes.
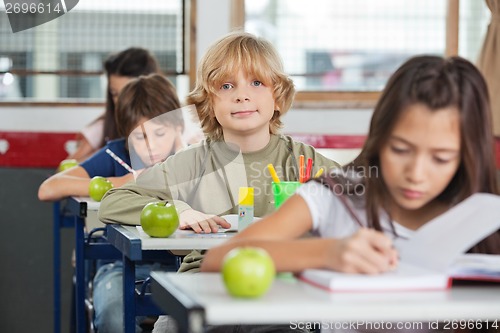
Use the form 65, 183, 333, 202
299, 193, 500, 292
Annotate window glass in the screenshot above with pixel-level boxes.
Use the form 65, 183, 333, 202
459, 0, 490, 61
245, 0, 489, 92
0, 0, 185, 100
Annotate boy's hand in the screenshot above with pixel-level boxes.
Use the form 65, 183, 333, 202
326, 228, 398, 274
179, 209, 231, 233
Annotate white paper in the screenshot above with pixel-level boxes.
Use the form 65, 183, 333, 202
301, 262, 449, 291
394, 193, 500, 271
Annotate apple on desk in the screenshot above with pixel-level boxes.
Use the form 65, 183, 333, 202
222, 247, 276, 298
140, 201, 179, 238
88, 176, 113, 202
58, 159, 78, 172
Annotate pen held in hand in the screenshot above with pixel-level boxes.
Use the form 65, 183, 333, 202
105, 148, 137, 176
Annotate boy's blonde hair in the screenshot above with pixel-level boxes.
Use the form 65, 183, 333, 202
187, 31, 295, 141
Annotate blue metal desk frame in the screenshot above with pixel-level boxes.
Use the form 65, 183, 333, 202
53, 198, 121, 333
106, 224, 178, 333
53, 201, 74, 333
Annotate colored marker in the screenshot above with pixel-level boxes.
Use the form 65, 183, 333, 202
267, 164, 281, 183
299, 155, 305, 182
314, 168, 324, 178
305, 157, 313, 181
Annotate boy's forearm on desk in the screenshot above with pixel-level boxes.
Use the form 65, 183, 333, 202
107, 173, 135, 188
98, 187, 192, 226
99, 187, 151, 225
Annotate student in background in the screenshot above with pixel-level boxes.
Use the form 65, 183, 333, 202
38, 74, 184, 202
98, 31, 340, 333
41, 74, 185, 333
202, 55, 500, 278
66, 47, 161, 162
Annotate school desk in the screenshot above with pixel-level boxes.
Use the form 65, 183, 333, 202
54, 197, 121, 333
150, 272, 500, 333
106, 224, 235, 333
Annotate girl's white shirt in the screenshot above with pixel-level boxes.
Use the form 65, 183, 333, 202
297, 180, 432, 333
81, 118, 105, 149
297, 181, 414, 242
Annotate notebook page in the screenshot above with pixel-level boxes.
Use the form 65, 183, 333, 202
394, 193, 500, 272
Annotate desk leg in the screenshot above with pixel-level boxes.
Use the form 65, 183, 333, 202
123, 256, 137, 333
53, 202, 61, 333
151, 276, 206, 333
74, 216, 86, 333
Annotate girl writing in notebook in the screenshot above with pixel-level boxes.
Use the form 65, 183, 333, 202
38, 74, 185, 201
39, 73, 186, 333
65, 47, 162, 162
202, 55, 500, 275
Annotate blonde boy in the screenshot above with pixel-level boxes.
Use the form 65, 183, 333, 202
100, 31, 339, 256
100, 29, 339, 245
99, 29, 339, 333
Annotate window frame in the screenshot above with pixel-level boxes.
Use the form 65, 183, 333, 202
0, 0, 197, 106
0, 0, 460, 107
233, 0, 460, 109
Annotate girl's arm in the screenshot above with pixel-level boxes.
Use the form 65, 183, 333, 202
201, 194, 398, 274
38, 166, 92, 201
38, 166, 135, 202
202, 194, 316, 272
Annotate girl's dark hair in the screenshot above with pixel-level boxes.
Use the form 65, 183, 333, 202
97, 47, 161, 146
320, 55, 500, 254
115, 73, 183, 138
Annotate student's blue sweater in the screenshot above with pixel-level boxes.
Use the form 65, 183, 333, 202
80, 138, 130, 177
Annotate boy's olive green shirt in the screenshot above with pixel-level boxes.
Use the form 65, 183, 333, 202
98, 134, 340, 226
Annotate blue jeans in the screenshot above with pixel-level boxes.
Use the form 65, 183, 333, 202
92, 260, 176, 333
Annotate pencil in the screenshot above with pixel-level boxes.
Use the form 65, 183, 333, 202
314, 167, 324, 178
305, 158, 313, 181
267, 164, 280, 183
105, 148, 137, 175
299, 155, 305, 183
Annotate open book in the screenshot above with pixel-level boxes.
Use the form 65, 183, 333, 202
300, 193, 500, 292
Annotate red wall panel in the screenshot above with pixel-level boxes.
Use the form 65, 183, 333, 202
1, 131, 499, 169
0, 132, 76, 168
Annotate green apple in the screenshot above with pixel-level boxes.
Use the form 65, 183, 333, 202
140, 201, 179, 238
222, 247, 276, 298
58, 159, 78, 172
88, 176, 113, 202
